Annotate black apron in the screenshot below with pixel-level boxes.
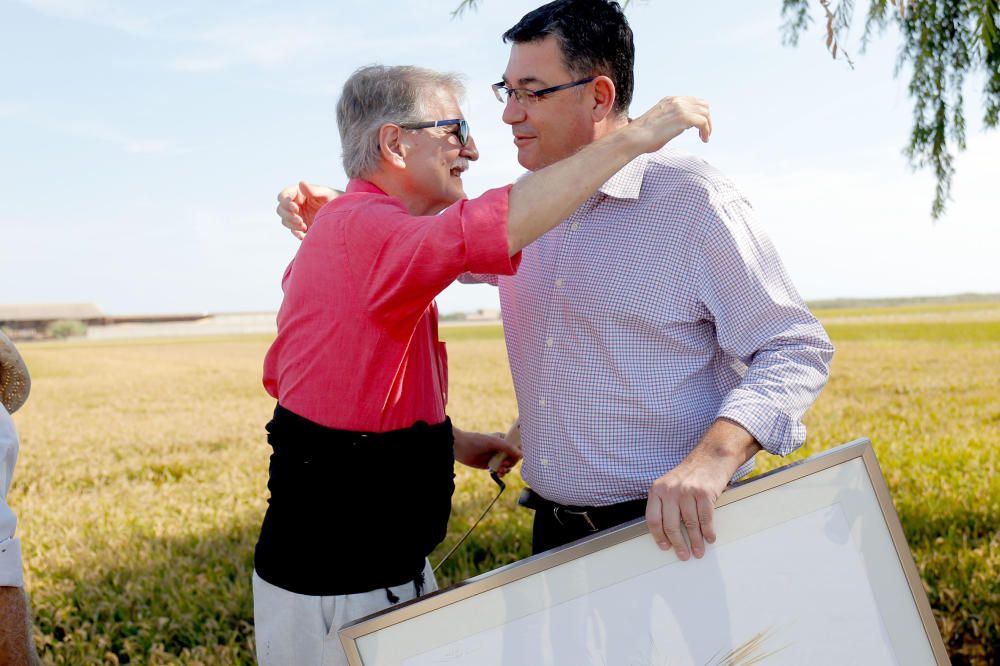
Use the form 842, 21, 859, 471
254, 405, 455, 596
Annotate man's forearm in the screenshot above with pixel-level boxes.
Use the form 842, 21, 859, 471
646, 417, 759, 559
505, 96, 710, 254
0, 586, 40, 666
506, 129, 644, 254
685, 418, 762, 481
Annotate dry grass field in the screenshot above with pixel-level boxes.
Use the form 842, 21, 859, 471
7, 302, 999, 664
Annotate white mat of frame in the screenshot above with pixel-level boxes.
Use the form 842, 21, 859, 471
340, 440, 949, 666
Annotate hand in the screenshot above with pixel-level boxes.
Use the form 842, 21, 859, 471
645, 457, 730, 561
453, 427, 522, 476
626, 96, 712, 153
276, 181, 339, 240
645, 419, 760, 561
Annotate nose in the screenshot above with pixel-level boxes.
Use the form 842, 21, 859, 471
501, 95, 525, 126
461, 134, 479, 161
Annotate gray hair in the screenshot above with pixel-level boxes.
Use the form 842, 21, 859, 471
337, 65, 465, 180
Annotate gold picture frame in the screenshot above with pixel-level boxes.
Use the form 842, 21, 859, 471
340, 439, 949, 665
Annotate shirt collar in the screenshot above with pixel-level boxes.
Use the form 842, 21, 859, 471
346, 179, 389, 196
598, 152, 652, 201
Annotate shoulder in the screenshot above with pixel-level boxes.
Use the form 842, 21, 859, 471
622, 150, 751, 246
308, 192, 411, 249
640, 148, 746, 210
316, 191, 406, 224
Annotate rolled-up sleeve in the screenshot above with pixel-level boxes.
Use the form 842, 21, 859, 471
698, 195, 835, 456
457, 186, 521, 276
0, 407, 23, 587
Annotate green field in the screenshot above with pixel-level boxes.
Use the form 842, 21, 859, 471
9, 303, 999, 664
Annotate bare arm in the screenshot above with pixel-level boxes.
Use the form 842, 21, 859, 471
0, 586, 40, 666
645, 418, 761, 560
452, 427, 521, 476
505, 97, 710, 255
277, 97, 711, 252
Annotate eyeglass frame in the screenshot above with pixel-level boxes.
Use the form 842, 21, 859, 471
491, 76, 596, 105
397, 118, 470, 146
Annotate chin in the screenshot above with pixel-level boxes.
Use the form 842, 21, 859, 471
516, 147, 545, 172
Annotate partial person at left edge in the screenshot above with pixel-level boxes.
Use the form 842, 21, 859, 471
0, 330, 42, 665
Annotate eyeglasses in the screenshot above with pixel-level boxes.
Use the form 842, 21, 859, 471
398, 118, 470, 146
491, 76, 595, 105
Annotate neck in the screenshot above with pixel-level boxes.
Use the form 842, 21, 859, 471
593, 112, 630, 141
367, 170, 444, 216
533, 114, 631, 172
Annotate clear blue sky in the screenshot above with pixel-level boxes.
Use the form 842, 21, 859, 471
2, 0, 997, 314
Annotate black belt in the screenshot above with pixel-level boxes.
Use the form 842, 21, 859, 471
254, 405, 455, 596
518, 488, 646, 533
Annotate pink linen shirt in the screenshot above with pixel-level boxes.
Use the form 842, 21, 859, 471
263, 179, 518, 432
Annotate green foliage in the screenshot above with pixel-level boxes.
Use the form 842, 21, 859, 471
10, 304, 999, 664
456, 0, 999, 220
782, 0, 1000, 219
45, 319, 87, 339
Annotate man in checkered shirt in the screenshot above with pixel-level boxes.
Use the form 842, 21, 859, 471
278, 0, 833, 562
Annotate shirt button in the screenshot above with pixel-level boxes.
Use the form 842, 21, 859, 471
541, 458, 550, 466
545, 337, 553, 347
555, 279, 564, 288
570, 222, 579, 231
538, 398, 546, 407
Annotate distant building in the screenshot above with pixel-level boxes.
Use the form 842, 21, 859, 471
0, 303, 108, 340
0, 304, 210, 340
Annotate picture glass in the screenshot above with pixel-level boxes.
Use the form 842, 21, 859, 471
344, 449, 940, 666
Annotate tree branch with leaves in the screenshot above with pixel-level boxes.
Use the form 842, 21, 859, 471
783, 0, 999, 219
454, 0, 999, 220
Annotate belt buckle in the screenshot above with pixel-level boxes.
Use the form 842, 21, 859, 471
555, 506, 598, 532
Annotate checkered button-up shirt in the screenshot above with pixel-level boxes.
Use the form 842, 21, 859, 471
467, 147, 834, 506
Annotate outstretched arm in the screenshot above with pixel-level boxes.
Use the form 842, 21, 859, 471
505, 96, 710, 255
277, 96, 712, 254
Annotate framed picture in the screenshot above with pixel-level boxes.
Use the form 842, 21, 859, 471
339, 439, 949, 665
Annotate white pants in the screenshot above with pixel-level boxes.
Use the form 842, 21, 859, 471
252, 560, 438, 666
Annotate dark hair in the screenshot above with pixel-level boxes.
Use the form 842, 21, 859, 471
502, 0, 634, 115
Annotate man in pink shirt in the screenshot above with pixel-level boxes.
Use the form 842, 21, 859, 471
254, 63, 709, 665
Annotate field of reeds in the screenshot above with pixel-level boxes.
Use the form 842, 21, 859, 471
8, 302, 999, 664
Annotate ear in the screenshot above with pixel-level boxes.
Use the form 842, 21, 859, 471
378, 124, 407, 169
590, 75, 617, 123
